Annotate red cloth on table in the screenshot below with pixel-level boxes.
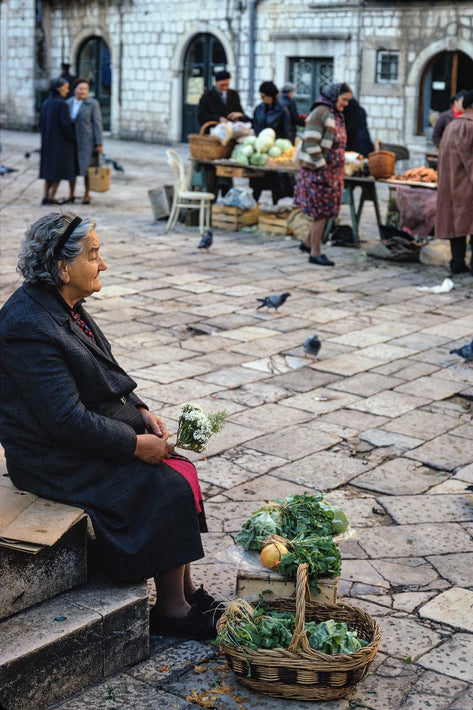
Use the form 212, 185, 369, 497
395, 186, 437, 237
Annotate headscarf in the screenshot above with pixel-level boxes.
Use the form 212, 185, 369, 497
320, 82, 344, 105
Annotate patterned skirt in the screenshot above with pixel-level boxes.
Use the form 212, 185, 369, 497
294, 166, 344, 221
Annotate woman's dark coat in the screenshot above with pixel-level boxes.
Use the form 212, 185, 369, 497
0, 284, 204, 581
252, 100, 290, 139
66, 97, 103, 176
343, 98, 374, 157
39, 93, 76, 181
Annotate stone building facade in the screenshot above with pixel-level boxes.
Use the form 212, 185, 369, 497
1, 0, 472, 161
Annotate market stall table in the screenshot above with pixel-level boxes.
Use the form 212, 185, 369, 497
378, 178, 438, 238
190, 159, 384, 246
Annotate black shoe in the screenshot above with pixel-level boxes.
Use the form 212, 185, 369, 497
450, 263, 469, 275
187, 585, 226, 622
309, 254, 335, 266
61, 197, 75, 204
149, 604, 216, 640
299, 242, 310, 253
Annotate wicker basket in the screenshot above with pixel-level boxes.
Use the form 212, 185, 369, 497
217, 564, 381, 701
368, 140, 396, 179
188, 121, 236, 161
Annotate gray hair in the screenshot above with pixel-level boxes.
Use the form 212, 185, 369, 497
18, 212, 96, 288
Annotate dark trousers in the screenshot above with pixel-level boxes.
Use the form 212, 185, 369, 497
450, 236, 472, 273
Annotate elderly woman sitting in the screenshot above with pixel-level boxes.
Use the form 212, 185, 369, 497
0, 213, 220, 640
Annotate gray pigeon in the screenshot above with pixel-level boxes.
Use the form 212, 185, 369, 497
256, 292, 291, 311
450, 339, 473, 363
303, 335, 322, 358
0, 165, 18, 175
198, 229, 213, 250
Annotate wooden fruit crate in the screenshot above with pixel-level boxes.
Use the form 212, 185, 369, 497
236, 569, 338, 604
216, 164, 264, 178
212, 205, 259, 231
258, 211, 293, 235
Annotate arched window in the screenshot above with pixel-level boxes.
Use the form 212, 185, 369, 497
77, 36, 111, 131
417, 50, 473, 135
182, 33, 227, 141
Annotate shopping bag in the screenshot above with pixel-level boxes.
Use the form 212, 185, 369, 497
88, 156, 111, 193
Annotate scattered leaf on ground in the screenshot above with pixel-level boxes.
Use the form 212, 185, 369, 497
185, 690, 217, 708
194, 664, 208, 674
212, 684, 234, 695
158, 665, 171, 672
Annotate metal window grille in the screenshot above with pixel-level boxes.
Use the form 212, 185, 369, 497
376, 51, 399, 83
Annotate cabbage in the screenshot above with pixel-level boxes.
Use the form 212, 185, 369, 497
236, 155, 249, 166
255, 136, 273, 154
243, 135, 257, 146
259, 128, 276, 142
242, 144, 255, 158
275, 138, 292, 153
267, 146, 282, 158
231, 146, 243, 160
250, 152, 268, 166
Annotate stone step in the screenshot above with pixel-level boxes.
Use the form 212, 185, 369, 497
0, 580, 149, 710
0, 518, 88, 622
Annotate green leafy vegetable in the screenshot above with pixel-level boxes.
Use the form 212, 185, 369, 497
277, 536, 341, 593
236, 507, 282, 550
305, 619, 368, 654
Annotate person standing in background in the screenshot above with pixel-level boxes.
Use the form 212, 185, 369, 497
433, 90, 467, 148
60, 63, 76, 98
279, 82, 305, 144
435, 88, 473, 274
343, 96, 374, 156
197, 71, 249, 126
39, 77, 76, 205
66, 78, 103, 205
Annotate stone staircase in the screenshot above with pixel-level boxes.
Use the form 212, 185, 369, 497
0, 517, 149, 709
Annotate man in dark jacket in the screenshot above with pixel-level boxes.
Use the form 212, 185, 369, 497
279, 82, 305, 144
197, 70, 249, 125
343, 97, 374, 157
433, 90, 467, 148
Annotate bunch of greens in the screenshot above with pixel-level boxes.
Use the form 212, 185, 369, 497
276, 536, 341, 594
305, 619, 368, 654
175, 403, 227, 453
279, 493, 348, 538
217, 601, 368, 656
236, 507, 282, 550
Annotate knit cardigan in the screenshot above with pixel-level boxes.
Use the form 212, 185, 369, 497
299, 104, 336, 170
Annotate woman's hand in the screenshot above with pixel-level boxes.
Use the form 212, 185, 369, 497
138, 408, 169, 439
134, 434, 174, 464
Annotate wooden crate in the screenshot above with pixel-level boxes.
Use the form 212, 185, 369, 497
216, 164, 264, 178
258, 211, 293, 235
236, 569, 338, 604
212, 205, 259, 230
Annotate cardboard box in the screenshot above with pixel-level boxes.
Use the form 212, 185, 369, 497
236, 569, 339, 603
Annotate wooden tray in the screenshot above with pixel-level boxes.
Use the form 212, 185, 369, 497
216, 164, 264, 178
379, 178, 437, 189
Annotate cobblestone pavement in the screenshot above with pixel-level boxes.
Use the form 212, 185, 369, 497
1, 131, 473, 710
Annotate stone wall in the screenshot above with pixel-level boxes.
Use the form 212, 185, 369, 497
0, 0, 472, 162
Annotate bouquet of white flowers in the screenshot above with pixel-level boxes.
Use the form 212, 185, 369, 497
176, 403, 227, 453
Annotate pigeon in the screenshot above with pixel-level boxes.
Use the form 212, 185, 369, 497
303, 334, 322, 359
450, 338, 473, 363
103, 154, 124, 172
198, 229, 213, 250
0, 165, 18, 175
256, 292, 291, 311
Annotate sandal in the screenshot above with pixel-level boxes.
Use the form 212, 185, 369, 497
82, 198, 90, 204
186, 585, 225, 622
149, 604, 216, 640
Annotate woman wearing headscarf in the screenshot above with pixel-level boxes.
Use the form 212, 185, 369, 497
294, 82, 353, 266
251, 81, 291, 203
39, 77, 76, 205
65, 77, 104, 205
0, 212, 223, 640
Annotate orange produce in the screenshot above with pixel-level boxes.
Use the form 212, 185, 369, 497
260, 537, 289, 569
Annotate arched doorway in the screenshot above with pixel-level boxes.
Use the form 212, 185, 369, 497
77, 36, 112, 131
181, 33, 227, 141
417, 50, 473, 134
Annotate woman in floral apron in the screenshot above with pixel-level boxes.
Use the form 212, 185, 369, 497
294, 82, 353, 266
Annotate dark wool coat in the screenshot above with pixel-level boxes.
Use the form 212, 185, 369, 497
39, 93, 76, 181
343, 98, 374, 157
66, 97, 103, 176
0, 284, 204, 581
432, 108, 455, 148
252, 100, 290, 140
436, 112, 473, 240
279, 93, 305, 144
197, 87, 249, 126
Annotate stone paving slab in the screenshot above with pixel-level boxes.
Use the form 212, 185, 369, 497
419, 588, 473, 632
377, 493, 473, 525
382, 409, 463, 440
270, 450, 369, 490
243, 425, 340, 460
417, 633, 473, 683
351, 458, 447, 495
358, 523, 473, 558
406, 433, 473, 471
348, 391, 432, 418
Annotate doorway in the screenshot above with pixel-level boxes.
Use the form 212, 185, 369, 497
418, 50, 473, 134
77, 36, 112, 131
289, 58, 334, 116
182, 33, 227, 141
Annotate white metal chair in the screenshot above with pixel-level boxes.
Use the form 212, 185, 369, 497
165, 149, 215, 235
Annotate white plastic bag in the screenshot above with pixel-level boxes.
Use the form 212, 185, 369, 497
210, 122, 233, 145
223, 186, 257, 210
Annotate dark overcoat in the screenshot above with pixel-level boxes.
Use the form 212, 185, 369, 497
39, 93, 76, 181
280, 93, 305, 144
197, 87, 249, 126
0, 284, 204, 581
435, 112, 473, 239
67, 97, 103, 176
252, 100, 290, 140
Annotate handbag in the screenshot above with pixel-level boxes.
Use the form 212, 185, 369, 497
88, 154, 111, 193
